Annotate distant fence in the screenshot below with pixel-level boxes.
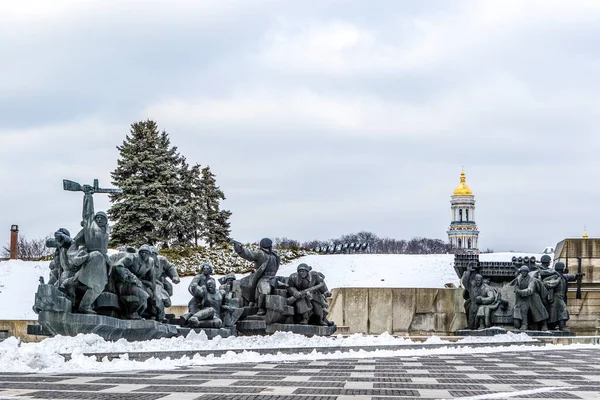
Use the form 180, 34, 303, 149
311, 243, 369, 255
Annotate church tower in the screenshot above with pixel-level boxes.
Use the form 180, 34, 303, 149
447, 170, 479, 252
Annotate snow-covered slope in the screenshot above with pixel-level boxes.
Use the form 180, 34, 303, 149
1, 252, 542, 319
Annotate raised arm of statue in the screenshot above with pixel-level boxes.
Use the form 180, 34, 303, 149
234, 243, 260, 262
82, 192, 95, 229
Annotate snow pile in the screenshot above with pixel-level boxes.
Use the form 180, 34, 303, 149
0, 331, 547, 373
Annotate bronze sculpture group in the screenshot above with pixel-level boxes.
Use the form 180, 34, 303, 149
34, 179, 336, 340
460, 254, 580, 332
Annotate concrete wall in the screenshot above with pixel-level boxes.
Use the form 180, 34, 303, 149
329, 287, 600, 336
0, 320, 46, 343
328, 287, 467, 335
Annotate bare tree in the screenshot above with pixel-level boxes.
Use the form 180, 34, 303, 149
1, 235, 53, 261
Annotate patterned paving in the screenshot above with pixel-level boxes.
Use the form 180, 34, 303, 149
1, 348, 600, 399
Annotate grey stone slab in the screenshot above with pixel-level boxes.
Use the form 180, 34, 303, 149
265, 323, 336, 337
39, 311, 179, 341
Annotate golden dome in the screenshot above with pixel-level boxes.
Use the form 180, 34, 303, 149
453, 170, 473, 196
583, 231, 589, 238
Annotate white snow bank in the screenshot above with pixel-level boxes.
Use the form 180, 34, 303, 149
0, 331, 591, 374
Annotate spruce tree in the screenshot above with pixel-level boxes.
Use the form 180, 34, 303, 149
173, 157, 203, 245
108, 120, 182, 247
198, 166, 232, 247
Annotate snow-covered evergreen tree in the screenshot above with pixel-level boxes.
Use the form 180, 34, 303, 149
108, 120, 182, 247
198, 166, 232, 247
174, 157, 203, 245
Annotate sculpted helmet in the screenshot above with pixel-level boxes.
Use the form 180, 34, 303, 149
555, 261, 566, 271
297, 263, 310, 272
95, 211, 108, 221
260, 238, 273, 250
55, 228, 70, 237
138, 244, 151, 254
149, 246, 158, 255
518, 265, 530, 273
541, 255, 552, 264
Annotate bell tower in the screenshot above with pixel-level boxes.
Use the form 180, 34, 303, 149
447, 169, 479, 252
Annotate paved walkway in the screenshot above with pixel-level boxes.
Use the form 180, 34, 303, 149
1, 348, 600, 399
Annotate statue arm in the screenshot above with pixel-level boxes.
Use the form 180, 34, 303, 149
479, 288, 495, 305
165, 261, 180, 282
82, 193, 95, 228
234, 244, 260, 262
543, 276, 561, 289
564, 273, 578, 282
188, 274, 202, 297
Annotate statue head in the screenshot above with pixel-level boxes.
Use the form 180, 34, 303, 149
474, 274, 483, 287
206, 278, 217, 293
518, 265, 530, 276
94, 211, 108, 227
259, 238, 272, 251
138, 244, 151, 262
554, 261, 566, 272
297, 263, 310, 278
201, 262, 213, 275
224, 273, 236, 283
540, 254, 551, 266
149, 246, 158, 255
54, 228, 71, 245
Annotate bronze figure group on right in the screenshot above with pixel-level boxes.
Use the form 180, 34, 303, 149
461, 254, 582, 332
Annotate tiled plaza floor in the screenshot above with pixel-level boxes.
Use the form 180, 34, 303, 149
1, 348, 600, 399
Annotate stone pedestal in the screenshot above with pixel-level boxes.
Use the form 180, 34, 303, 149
236, 316, 266, 335
38, 311, 180, 341
266, 323, 337, 337
454, 327, 576, 337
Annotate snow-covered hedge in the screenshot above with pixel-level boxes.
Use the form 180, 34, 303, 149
159, 243, 314, 276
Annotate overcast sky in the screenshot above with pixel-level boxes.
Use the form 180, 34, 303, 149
1, 0, 599, 252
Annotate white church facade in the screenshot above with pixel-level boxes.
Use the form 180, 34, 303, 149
447, 170, 479, 252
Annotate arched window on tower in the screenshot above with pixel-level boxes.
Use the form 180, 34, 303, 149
458, 238, 462, 249
459, 209, 463, 222
468, 239, 472, 249
466, 209, 469, 222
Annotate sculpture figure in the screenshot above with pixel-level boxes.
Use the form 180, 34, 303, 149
543, 261, 578, 330
465, 274, 502, 329
187, 262, 214, 315
233, 238, 280, 316
150, 246, 180, 297
460, 261, 481, 327
513, 265, 549, 331
112, 245, 155, 319
64, 185, 112, 314
185, 278, 224, 328
46, 228, 73, 287
287, 263, 331, 325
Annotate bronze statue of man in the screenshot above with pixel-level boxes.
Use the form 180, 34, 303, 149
287, 263, 330, 325
543, 261, 578, 330
466, 274, 501, 329
187, 262, 214, 315
112, 244, 155, 319
513, 265, 549, 331
66, 185, 112, 314
233, 238, 280, 316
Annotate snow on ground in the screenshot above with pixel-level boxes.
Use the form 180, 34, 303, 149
0, 260, 47, 319
1, 252, 543, 319
2, 330, 586, 373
